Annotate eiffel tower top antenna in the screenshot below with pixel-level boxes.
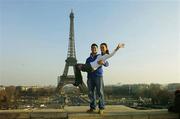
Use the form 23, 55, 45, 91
71, 9, 73, 13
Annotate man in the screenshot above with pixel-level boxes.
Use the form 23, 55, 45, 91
86, 43, 109, 114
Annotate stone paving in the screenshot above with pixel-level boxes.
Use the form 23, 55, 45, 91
0, 105, 179, 119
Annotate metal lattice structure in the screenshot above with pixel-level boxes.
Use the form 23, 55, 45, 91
57, 10, 87, 94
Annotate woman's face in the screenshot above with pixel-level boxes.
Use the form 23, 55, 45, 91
100, 45, 107, 54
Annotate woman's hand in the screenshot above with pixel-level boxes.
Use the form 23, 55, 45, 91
115, 43, 125, 51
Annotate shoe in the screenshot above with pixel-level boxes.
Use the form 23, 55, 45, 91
73, 81, 82, 86
73, 82, 79, 86
86, 108, 96, 113
98, 109, 104, 115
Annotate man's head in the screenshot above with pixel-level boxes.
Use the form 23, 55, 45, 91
91, 43, 98, 55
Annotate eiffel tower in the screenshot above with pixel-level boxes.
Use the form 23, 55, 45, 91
57, 10, 87, 94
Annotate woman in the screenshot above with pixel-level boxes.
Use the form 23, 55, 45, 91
74, 43, 125, 86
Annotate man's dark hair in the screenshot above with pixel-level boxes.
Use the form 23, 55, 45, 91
91, 43, 98, 48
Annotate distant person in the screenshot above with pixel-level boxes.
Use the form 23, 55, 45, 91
74, 43, 124, 114
168, 89, 180, 113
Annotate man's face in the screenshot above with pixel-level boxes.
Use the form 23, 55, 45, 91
91, 46, 98, 54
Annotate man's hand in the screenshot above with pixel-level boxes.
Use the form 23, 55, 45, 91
97, 60, 104, 65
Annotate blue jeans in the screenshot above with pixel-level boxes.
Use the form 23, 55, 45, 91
87, 76, 105, 109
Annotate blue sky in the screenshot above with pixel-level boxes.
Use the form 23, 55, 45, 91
0, 0, 179, 86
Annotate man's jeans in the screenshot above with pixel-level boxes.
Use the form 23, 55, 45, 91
87, 76, 105, 110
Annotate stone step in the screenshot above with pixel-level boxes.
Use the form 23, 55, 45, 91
0, 105, 179, 119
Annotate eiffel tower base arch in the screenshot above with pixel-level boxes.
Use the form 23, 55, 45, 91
56, 75, 87, 94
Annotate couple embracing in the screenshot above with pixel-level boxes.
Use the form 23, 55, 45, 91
74, 43, 125, 114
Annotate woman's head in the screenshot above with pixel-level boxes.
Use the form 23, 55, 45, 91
100, 43, 109, 55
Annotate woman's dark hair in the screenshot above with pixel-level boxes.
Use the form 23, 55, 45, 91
91, 43, 98, 48
100, 43, 109, 55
